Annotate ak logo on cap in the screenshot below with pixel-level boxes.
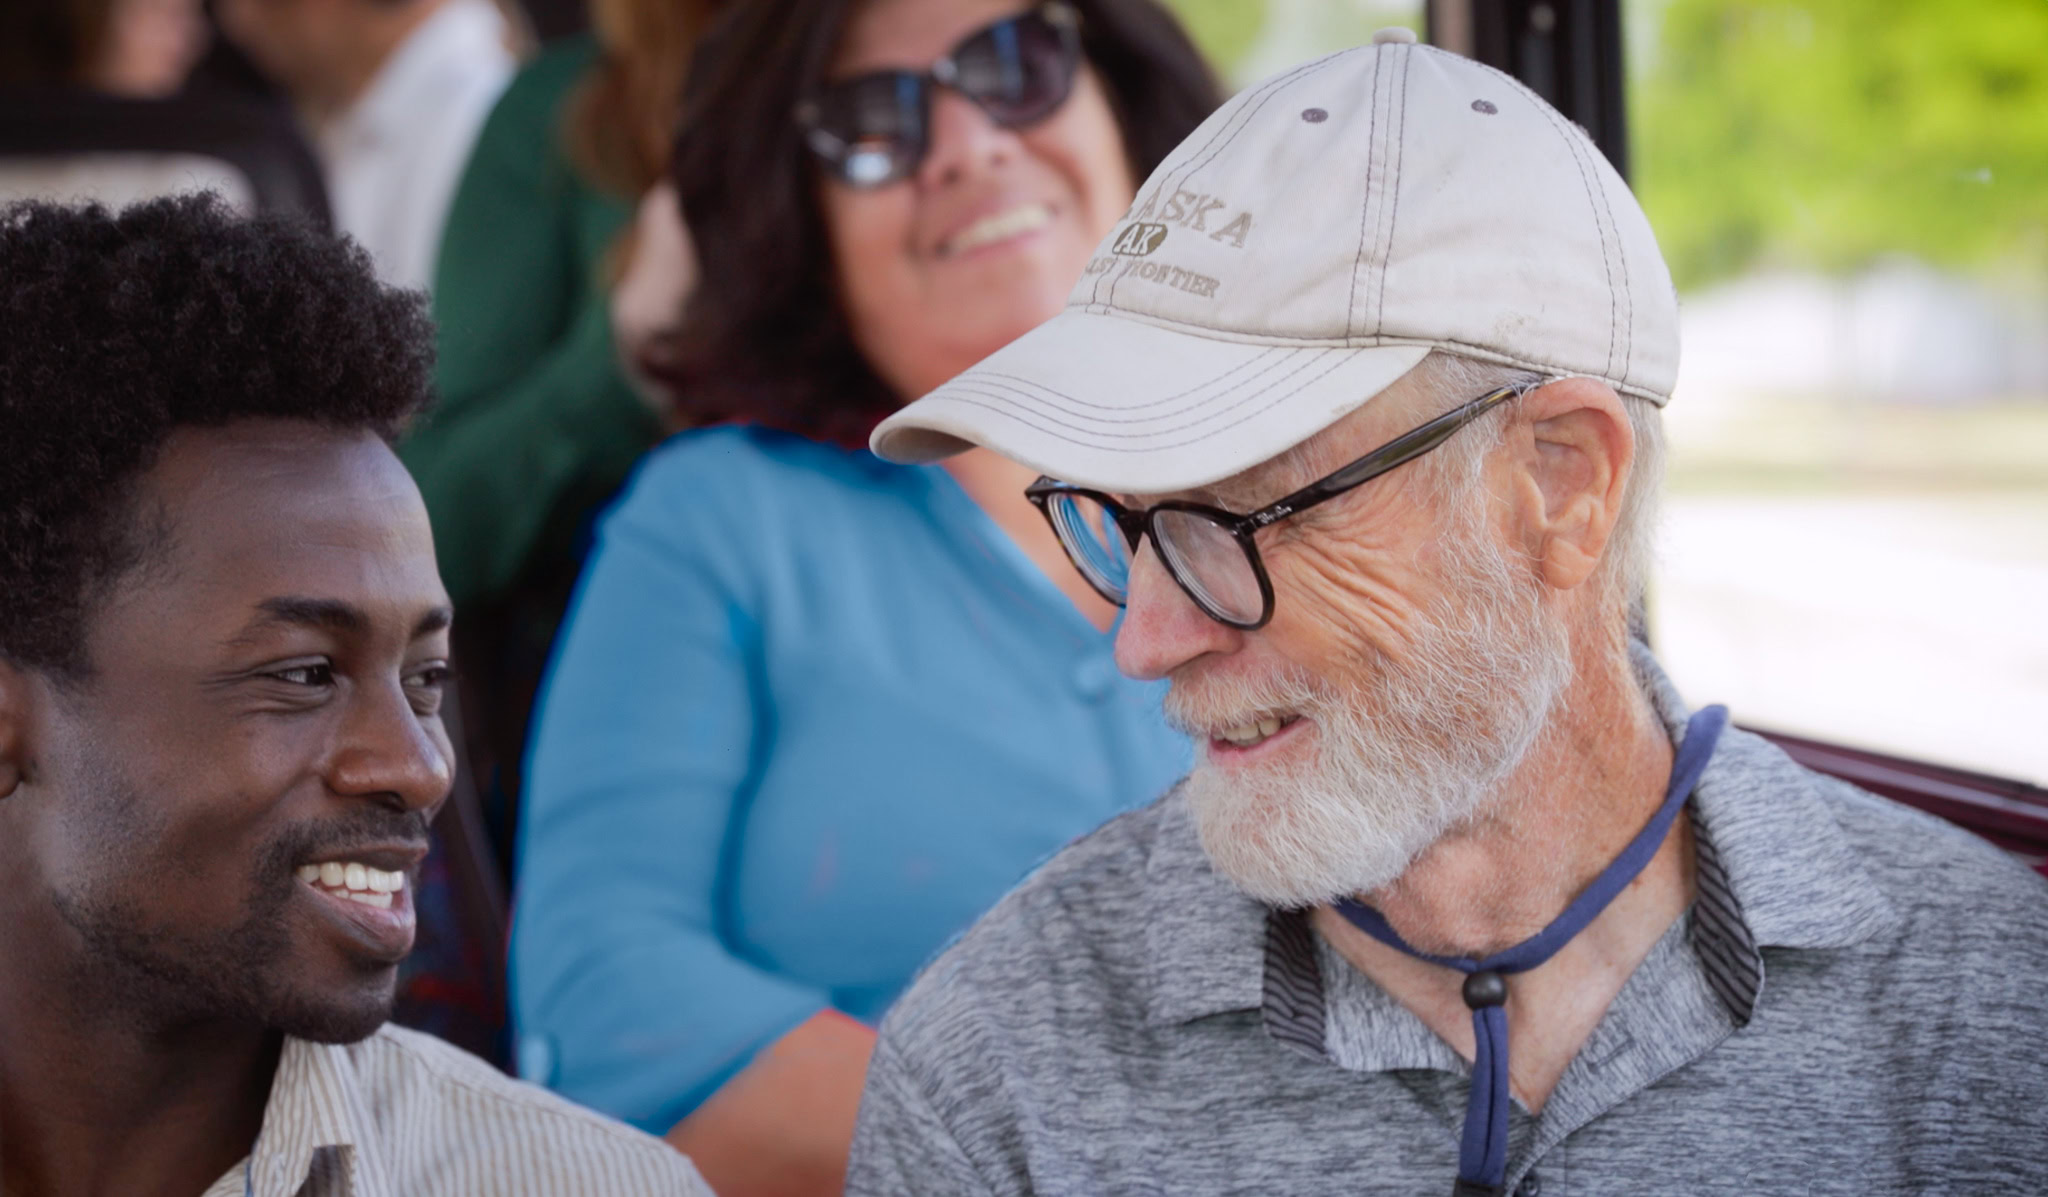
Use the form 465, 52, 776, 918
1110, 222, 1169, 257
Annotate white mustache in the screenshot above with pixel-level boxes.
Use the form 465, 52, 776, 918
1177, 501, 1574, 910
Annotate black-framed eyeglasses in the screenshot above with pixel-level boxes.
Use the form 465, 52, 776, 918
795, 2, 1083, 188
1025, 386, 1520, 630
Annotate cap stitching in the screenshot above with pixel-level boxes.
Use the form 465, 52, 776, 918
1546, 106, 1619, 380
926, 350, 1358, 451
1558, 111, 1632, 384
1104, 57, 1319, 310
1107, 55, 1342, 312
949, 349, 1334, 430
1092, 79, 1262, 310
937, 351, 1355, 441
965, 347, 1294, 415
958, 358, 1316, 429
1504, 72, 1624, 380
1346, 47, 1387, 336
1372, 45, 1413, 332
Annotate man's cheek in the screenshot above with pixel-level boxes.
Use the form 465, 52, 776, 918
1269, 543, 1425, 668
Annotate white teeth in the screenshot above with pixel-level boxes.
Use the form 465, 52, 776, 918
942, 203, 1053, 256
302, 860, 407, 897
1215, 716, 1293, 748
345, 891, 394, 909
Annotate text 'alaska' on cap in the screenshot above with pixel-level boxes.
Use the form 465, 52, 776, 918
872, 37, 1680, 496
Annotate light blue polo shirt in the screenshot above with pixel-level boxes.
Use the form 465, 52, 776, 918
510, 425, 1191, 1133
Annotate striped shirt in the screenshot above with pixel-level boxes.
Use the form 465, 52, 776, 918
197, 1024, 710, 1196
848, 648, 2048, 1195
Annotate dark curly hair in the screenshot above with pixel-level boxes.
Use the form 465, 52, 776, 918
0, 193, 434, 677
666, 0, 1220, 446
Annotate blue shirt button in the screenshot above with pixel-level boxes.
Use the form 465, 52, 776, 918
1071, 656, 1118, 700
517, 1033, 557, 1084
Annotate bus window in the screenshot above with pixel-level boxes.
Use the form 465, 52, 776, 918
1628, 0, 2048, 786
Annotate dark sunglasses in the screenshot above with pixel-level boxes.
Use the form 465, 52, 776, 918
1025, 386, 1522, 630
796, 3, 1083, 188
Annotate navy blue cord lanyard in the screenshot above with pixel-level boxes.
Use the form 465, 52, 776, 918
1334, 704, 1728, 1197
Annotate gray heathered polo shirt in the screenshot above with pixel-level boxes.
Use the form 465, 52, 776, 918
847, 654, 2048, 1195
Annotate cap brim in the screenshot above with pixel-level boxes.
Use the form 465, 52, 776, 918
871, 309, 1431, 494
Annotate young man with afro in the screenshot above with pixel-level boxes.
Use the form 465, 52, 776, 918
0, 194, 710, 1196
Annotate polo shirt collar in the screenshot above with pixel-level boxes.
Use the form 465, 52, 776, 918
1140, 789, 1272, 1026
1138, 643, 1900, 1037
245, 1037, 397, 1197
1631, 641, 1899, 954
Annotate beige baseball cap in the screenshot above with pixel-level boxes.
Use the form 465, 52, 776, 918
870, 29, 1679, 494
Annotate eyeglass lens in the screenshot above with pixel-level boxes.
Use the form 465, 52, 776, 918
805, 7, 1079, 187
1044, 493, 1266, 626
1151, 509, 1264, 626
1044, 490, 1132, 602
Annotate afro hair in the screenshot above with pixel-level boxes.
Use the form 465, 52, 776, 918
0, 192, 435, 676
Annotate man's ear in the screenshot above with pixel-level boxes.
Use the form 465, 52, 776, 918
1507, 376, 1633, 592
0, 656, 34, 799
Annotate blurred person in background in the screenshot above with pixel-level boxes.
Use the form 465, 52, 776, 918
0, 0, 208, 98
509, 0, 1219, 1191
0, 0, 327, 217
400, 0, 722, 870
215, 0, 517, 288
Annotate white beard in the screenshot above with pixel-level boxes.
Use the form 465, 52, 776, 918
1170, 512, 1575, 909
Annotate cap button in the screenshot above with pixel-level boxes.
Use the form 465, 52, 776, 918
1371, 26, 1418, 45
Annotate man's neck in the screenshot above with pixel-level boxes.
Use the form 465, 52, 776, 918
0, 925, 281, 1197
1315, 633, 1689, 1112
1369, 634, 1676, 956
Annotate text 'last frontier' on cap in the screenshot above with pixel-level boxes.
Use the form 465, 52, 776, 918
870, 31, 1680, 496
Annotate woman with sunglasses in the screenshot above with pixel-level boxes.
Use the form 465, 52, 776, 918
509, 0, 1219, 1191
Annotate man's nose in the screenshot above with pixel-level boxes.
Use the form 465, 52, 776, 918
916, 86, 1016, 189
327, 680, 453, 816
1114, 542, 1243, 681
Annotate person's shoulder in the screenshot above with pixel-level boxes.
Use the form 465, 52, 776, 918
345, 1025, 710, 1193
879, 791, 1184, 1054
1806, 763, 2048, 936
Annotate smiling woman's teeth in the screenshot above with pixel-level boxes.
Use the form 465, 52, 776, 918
1217, 716, 1288, 747
297, 861, 404, 909
942, 204, 1053, 257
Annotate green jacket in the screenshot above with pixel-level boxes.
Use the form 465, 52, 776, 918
404, 36, 660, 611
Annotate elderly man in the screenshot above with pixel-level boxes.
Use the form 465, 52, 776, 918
0, 195, 707, 1195
847, 31, 2048, 1197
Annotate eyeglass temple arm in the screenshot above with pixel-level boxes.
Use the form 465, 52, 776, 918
1241, 386, 1518, 530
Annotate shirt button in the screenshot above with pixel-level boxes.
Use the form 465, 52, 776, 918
516, 1034, 557, 1085
1071, 656, 1117, 700
1514, 1172, 1541, 1197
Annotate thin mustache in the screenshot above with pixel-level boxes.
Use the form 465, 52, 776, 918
273, 810, 431, 863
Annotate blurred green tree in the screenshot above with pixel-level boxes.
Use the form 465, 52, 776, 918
1160, 0, 1267, 73
1628, 0, 2048, 290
